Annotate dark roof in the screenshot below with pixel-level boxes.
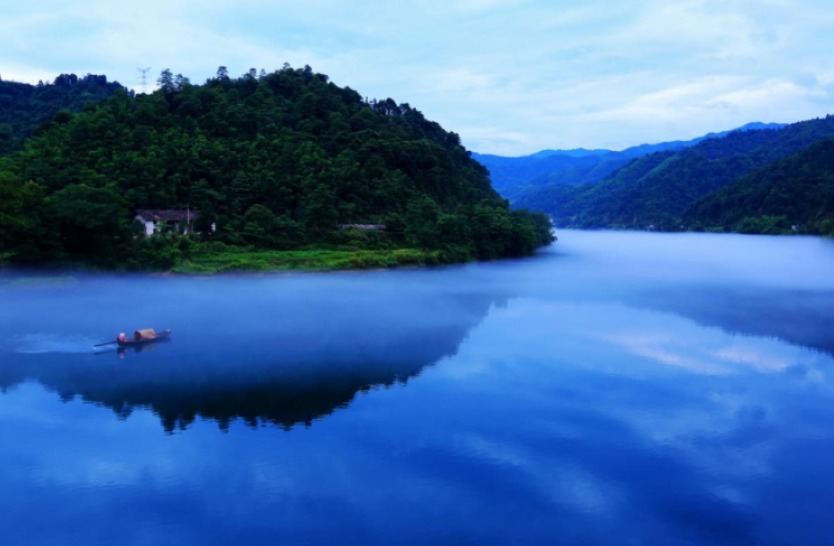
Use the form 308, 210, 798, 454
135, 209, 199, 222
338, 224, 386, 230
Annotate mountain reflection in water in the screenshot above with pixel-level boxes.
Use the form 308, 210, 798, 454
3, 231, 834, 545
0, 271, 501, 432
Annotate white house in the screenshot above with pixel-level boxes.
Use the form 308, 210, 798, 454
134, 209, 203, 236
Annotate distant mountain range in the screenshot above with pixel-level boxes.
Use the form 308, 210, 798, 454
475, 118, 834, 236
471, 122, 785, 202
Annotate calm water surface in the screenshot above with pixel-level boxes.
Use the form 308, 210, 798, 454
2, 230, 834, 545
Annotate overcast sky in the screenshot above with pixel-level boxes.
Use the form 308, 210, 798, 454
3, 0, 834, 155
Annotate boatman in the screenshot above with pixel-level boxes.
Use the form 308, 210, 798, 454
118, 332, 127, 343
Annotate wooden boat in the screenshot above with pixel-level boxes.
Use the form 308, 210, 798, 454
116, 328, 172, 347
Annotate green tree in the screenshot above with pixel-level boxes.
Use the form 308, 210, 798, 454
302, 182, 338, 237
157, 69, 174, 93
0, 172, 57, 262
50, 183, 130, 262
241, 204, 305, 249
405, 195, 441, 248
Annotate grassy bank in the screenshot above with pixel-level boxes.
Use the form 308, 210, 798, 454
171, 246, 445, 274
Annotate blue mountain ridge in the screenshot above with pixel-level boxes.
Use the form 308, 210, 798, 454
472, 122, 785, 201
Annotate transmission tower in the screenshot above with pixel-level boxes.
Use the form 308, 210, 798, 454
137, 67, 151, 94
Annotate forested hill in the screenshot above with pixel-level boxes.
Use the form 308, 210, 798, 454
518, 115, 834, 231
0, 73, 128, 154
0, 66, 552, 269
685, 138, 834, 235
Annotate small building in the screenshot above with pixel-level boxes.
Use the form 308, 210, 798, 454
135, 209, 202, 236
337, 224, 386, 230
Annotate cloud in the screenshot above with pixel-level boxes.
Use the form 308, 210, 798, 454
570, 74, 833, 145
600, 330, 806, 376
3, 0, 834, 154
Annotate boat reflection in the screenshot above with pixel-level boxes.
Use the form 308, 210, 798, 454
117, 336, 172, 357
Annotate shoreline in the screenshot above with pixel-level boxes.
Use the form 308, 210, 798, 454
0, 247, 463, 282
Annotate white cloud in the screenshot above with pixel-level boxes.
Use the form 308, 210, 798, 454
3, 0, 834, 154
710, 344, 791, 373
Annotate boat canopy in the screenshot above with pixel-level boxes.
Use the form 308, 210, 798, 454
134, 328, 157, 340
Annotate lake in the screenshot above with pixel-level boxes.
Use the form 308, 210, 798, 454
2, 230, 834, 545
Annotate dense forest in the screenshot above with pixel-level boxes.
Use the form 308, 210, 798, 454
686, 138, 834, 234
517, 116, 834, 234
0, 73, 128, 154
0, 66, 552, 270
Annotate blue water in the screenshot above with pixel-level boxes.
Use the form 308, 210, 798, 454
2, 230, 834, 545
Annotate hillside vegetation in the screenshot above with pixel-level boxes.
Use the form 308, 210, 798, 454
474, 123, 783, 203
0, 73, 127, 154
517, 116, 834, 233
0, 66, 552, 270
686, 139, 834, 235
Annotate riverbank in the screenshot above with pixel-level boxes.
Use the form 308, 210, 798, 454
172, 247, 446, 274
0, 247, 451, 279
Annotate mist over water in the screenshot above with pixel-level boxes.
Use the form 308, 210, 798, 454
2, 230, 834, 545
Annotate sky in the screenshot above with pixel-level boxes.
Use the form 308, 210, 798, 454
2, 0, 834, 156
